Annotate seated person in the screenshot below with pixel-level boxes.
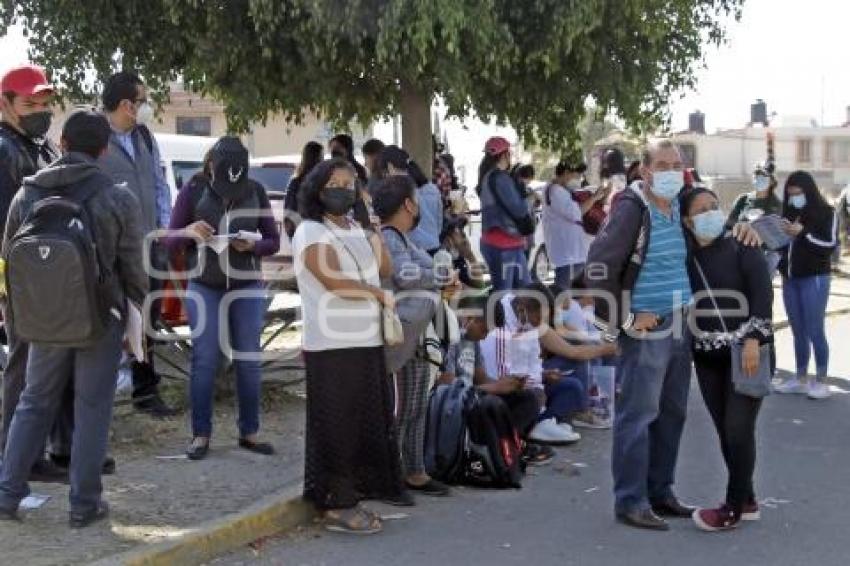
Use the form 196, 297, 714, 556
439, 294, 552, 466
548, 282, 616, 429
479, 283, 616, 444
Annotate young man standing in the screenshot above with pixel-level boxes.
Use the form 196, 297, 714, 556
0, 64, 69, 481
0, 108, 148, 527
98, 71, 176, 417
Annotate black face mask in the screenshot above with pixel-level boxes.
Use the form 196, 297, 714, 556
320, 187, 356, 216
412, 210, 421, 230
18, 111, 52, 139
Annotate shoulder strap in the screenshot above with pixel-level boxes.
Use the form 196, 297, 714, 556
693, 258, 728, 334
323, 221, 367, 284
137, 125, 154, 154
380, 225, 408, 248
487, 171, 523, 225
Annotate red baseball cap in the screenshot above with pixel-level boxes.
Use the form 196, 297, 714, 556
1, 65, 54, 97
484, 136, 511, 157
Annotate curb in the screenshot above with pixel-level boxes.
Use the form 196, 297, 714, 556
93, 483, 314, 566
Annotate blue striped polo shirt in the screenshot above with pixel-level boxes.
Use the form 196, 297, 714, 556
631, 199, 692, 316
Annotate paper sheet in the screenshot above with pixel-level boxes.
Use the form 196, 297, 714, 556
750, 214, 791, 251
20, 494, 50, 510
125, 303, 144, 362
205, 231, 262, 254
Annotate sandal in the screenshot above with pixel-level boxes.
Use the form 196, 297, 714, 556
324, 507, 382, 535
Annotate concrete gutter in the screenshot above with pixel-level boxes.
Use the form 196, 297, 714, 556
93, 483, 314, 566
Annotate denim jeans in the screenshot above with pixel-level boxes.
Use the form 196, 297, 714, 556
613, 312, 692, 513
186, 281, 266, 438
554, 263, 585, 290
480, 241, 530, 291
540, 356, 590, 421
782, 274, 830, 378
0, 321, 123, 515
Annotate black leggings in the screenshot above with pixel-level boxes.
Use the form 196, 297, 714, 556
694, 352, 762, 511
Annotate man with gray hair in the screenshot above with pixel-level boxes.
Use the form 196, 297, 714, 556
585, 140, 760, 531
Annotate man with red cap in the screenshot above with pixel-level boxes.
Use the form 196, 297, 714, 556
0, 64, 69, 482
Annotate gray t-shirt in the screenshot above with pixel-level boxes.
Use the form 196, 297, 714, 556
444, 337, 482, 387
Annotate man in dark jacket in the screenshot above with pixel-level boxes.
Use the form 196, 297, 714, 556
585, 140, 760, 532
99, 71, 176, 417
0, 108, 147, 527
585, 140, 695, 531
0, 64, 70, 482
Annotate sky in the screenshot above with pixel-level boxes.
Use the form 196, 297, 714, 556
2, 0, 847, 178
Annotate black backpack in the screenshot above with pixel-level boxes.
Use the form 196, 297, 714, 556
5, 185, 113, 347
424, 380, 474, 483
461, 392, 524, 489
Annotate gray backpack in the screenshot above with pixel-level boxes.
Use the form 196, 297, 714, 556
5, 185, 113, 347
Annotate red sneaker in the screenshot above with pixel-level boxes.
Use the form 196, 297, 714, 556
692, 505, 740, 532
741, 500, 760, 521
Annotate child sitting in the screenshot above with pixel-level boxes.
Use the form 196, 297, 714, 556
439, 294, 554, 466
479, 284, 614, 445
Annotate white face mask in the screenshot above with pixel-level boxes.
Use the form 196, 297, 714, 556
566, 178, 582, 190
611, 174, 627, 191
135, 102, 154, 126
651, 170, 684, 201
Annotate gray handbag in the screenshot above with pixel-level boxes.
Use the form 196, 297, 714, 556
694, 259, 772, 399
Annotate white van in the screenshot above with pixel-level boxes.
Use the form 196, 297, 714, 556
153, 133, 217, 202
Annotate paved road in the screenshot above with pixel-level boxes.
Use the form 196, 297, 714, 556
213, 318, 850, 566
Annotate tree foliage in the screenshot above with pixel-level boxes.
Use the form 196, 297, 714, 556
1, 0, 743, 150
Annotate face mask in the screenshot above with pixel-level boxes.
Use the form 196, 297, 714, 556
566, 179, 582, 190
651, 170, 684, 201
753, 175, 770, 192
611, 174, 627, 191
135, 102, 153, 126
320, 187, 356, 216
691, 209, 726, 241
450, 248, 460, 261
330, 149, 346, 160
789, 194, 807, 209
18, 110, 52, 139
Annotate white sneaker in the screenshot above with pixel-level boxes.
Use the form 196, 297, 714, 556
530, 418, 581, 445
571, 411, 612, 430
773, 378, 808, 394
807, 381, 832, 400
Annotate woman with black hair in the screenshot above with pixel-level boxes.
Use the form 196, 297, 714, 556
292, 158, 405, 534
680, 187, 773, 532
329, 133, 368, 183
379, 145, 444, 254
773, 171, 837, 400
372, 174, 451, 497
283, 141, 324, 238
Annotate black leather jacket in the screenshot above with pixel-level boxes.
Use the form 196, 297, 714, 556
0, 122, 59, 235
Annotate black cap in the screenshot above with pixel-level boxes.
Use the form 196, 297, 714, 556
209, 136, 250, 198
61, 107, 110, 158
601, 148, 626, 178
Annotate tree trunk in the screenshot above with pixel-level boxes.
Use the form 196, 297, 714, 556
400, 83, 433, 174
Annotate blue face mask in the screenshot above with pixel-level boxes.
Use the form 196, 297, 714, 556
753, 175, 770, 192
651, 170, 684, 201
789, 194, 807, 209
691, 209, 726, 241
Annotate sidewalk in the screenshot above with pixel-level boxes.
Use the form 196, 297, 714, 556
0, 387, 307, 566
3, 270, 850, 566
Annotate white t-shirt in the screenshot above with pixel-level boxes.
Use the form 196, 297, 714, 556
542, 183, 589, 268
292, 219, 383, 352
479, 294, 543, 390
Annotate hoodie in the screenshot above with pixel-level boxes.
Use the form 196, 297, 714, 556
2, 152, 148, 311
